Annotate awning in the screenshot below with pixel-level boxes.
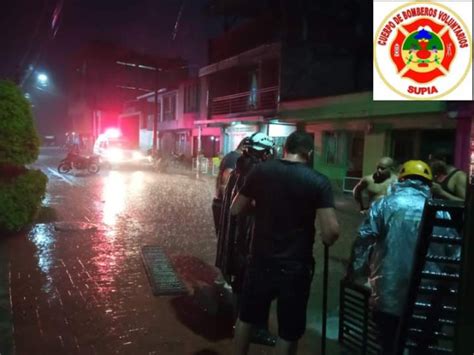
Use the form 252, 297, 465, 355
194, 115, 264, 125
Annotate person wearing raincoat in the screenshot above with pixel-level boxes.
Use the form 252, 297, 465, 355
215, 132, 276, 346
212, 138, 248, 234
347, 160, 435, 353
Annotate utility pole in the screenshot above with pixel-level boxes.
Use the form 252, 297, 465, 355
153, 69, 159, 152
196, 125, 202, 179
150, 65, 162, 153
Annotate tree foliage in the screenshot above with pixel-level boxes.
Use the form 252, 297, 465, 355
0, 169, 47, 233
0, 80, 47, 233
0, 80, 40, 166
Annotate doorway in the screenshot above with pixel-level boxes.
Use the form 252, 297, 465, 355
347, 132, 364, 177
390, 129, 455, 165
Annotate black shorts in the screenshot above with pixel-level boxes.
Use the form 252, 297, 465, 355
239, 260, 313, 341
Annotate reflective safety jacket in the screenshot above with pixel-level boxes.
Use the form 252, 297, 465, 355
353, 179, 433, 316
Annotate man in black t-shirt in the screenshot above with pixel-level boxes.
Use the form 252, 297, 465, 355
230, 130, 340, 355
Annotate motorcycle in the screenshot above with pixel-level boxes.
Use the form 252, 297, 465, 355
57, 152, 100, 174
147, 149, 168, 172
147, 149, 188, 173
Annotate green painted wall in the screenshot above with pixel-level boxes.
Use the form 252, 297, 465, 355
362, 132, 387, 176
279, 92, 446, 121
312, 130, 348, 185
287, 92, 448, 184
314, 159, 347, 182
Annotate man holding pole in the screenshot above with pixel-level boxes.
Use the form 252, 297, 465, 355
230, 130, 339, 355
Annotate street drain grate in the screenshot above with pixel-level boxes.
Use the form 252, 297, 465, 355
141, 246, 188, 296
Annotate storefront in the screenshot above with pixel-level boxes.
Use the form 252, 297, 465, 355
278, 91, 450, 186
224, 123, 259, 153
225, 121, 296, 157
191, 126, 221, 157
267, 122, 296, 157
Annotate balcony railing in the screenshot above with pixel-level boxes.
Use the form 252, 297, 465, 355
210, 86, 278, 116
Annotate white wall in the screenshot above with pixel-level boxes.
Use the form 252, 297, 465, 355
139, 129, 153, 152
268, 123, 296, 137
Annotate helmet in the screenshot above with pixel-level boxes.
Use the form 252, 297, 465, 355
246, 132, 274, 151
399, 160, 433, 181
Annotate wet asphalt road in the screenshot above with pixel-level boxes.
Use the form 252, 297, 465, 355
2, 147, 364, 355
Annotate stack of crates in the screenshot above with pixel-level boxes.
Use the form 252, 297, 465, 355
339, 279, 381, 354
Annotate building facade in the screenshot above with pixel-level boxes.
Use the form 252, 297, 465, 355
67, 41, 187, 150
196, 14, 295, 157
272, 1, 459, 189
279, 93, 456, 189
125, 78, 200, 157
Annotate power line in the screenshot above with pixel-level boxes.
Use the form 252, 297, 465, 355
17, 0, 50, 84
19, 0, 64, 87
171, 0, 186, 41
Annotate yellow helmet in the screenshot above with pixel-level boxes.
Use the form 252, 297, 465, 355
399, 160, 433, 181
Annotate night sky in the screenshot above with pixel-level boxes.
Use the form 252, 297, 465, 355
0, 0, 224, 135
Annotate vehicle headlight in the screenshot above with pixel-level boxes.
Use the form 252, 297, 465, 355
106, 148, 124, 162
133, 151, 144, 160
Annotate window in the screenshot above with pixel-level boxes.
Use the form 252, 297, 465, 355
145, 101, 160, 128
184, 83, 199, 113
324, 131, 345, 164
248, 71, 258, 108
163, 94, 176, 121
147, 114, 154, 130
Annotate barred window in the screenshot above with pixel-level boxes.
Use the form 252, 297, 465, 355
324, 131, 345, 164
163, 95, 176, 121
184, 83, 199, 113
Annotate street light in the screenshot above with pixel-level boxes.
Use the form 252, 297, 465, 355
37, 73, 49, 87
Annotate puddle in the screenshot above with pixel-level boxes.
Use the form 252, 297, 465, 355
54, 222, 98, 231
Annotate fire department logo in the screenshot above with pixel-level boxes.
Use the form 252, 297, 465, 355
374, 1, 472, 100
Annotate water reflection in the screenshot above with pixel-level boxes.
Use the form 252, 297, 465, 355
129, 171, 145, 195
102, 171, 126, 228
29, 224, 55, 293
92, 171, 129, 296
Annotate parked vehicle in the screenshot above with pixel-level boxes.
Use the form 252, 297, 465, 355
93, 133, 147, 166
42, 135, 57, 146
57, 152, 100, 174
147, 149, 168, 172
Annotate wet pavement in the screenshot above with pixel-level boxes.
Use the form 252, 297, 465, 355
0, 147, 364, 355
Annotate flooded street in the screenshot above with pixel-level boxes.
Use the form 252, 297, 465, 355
1, 147, 363, 354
